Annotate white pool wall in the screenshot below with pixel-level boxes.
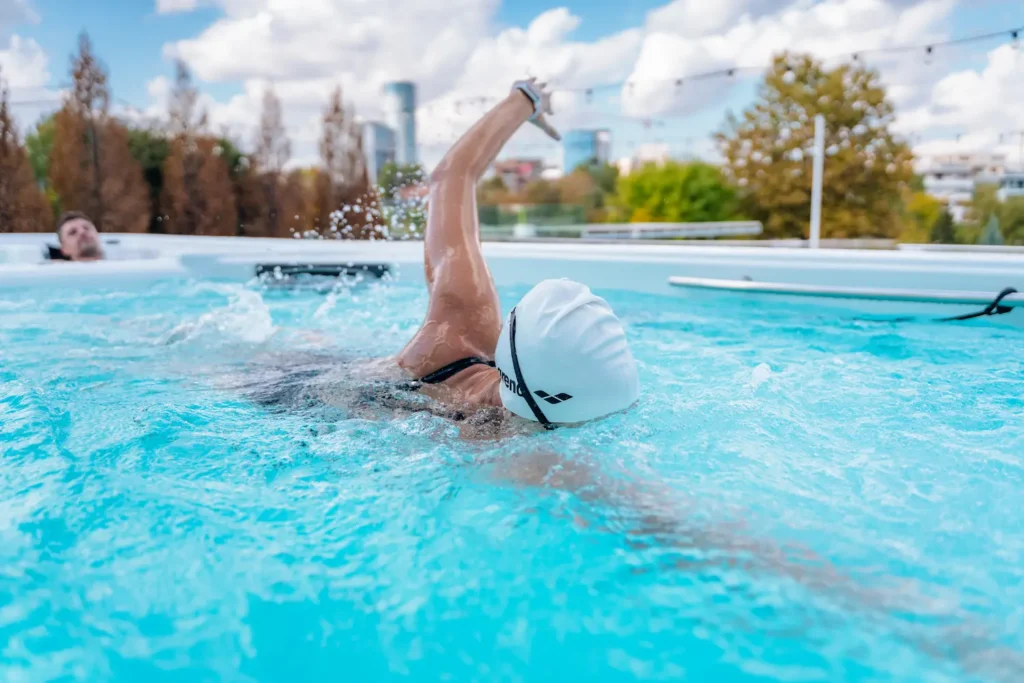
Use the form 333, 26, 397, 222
2, 233, 1024, 322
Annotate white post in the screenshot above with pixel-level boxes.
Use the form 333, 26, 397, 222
810, 114, 825, 249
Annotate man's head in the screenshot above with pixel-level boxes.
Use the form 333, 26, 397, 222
56, 212, 104, 261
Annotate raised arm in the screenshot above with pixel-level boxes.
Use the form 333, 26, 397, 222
399, 80, 559, 376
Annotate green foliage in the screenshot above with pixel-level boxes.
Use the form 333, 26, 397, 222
614, 161, 738, 223
584, 162, 619, 196
717, 52, 913, 238
929, 209, 956, 244
900, 192, 942, 243
998, 198, 1024, 245
967, 183, 999, 226
25, 115, 55, 187
979, 214, 1004, 246
127, 127, 169, 232
216, 137, 247, 179
378, 161, 425, 200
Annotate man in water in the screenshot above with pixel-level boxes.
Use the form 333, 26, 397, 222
394, 78, 640, 428
55, 211, 105, 262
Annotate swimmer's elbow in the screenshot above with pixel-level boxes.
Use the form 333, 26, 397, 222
430, 158, 468, 185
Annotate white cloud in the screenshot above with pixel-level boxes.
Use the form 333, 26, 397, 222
0, 33, 59, 130
150, 0, 1022, 171
156, 0, 201, 14
0, 34, 48, 89
896, 44, 1024, 166
624, 0, 957, 118
0, 0, 38, 27
158, 2, 641, 168
0, 2, 60, 130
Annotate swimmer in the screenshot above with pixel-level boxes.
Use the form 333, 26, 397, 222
55, 211, 105, 262
396, 78, 639, 429
228, 78, 639, 434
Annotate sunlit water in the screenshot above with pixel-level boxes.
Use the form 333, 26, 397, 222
1, 274, 1022, 682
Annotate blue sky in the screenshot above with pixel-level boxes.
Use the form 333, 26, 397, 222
3, 0, 1022, 169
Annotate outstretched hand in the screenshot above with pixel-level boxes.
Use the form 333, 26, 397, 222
512, 78, 561, 142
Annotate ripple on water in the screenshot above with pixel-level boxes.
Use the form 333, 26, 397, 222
0, 280, 1022, 681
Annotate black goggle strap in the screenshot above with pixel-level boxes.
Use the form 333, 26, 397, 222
509, 307, 555, 430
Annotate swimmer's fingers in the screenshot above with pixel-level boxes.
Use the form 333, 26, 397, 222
533, 114, 561, 142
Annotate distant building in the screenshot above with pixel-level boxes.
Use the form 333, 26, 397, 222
998, 170, 1024, 202
615, 143, 671, 176
363, 122, 396, 184
540, 165, 563, 182
383, 82, 417, 165
562, 129, 611, 174
921, 153, 1006, 222
493, 158, 544, 194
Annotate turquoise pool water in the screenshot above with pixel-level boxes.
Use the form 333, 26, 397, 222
1, 276, 1022, 682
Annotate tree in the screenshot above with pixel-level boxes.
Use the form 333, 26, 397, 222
900, 191, 942, 244
378, 161, 425, 200
247, 85, 295, 237
316, 86, 377, 238
477, 175, 510, 206
160, 60, 237, 235
717, 52, 913, 239
25, 114, 55, 186
523, 178, 561, 205
127, 127, 169, 232
25, 115, 59, 215
966, 183, 999, 228
0, 67, 51, 232
48, 33, 150, 233
929, 209, 956, 244
979, 214, 1004, 246
614, 161, 738, 223
584, 162, 619, 196
997, 198, 1024, 246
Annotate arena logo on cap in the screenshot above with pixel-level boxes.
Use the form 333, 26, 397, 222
499, 369, 573, 404
534, 390, 573, 405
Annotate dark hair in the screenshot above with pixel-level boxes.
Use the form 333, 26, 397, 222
56, 211, 95, 240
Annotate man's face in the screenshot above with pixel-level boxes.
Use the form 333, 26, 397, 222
59, 219, 104, 261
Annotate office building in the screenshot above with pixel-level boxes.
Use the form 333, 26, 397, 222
362, 122, 397, 184
921, 153, 1006, 222
562, 129, 611, 174
998, 170, 1024, 202
383, 81, 418, 165
615, 143, 671, 176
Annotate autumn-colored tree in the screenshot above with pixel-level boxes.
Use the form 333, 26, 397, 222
160, 60, 237, 235
315, 86, 378, 238
477, 175, 511, 206
718, 52, 913, 239
246, 85, 297, 237
48, 33, 149, 233
0, 68, 51, 232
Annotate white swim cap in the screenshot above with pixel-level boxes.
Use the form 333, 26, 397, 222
494, 279, 640, 426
